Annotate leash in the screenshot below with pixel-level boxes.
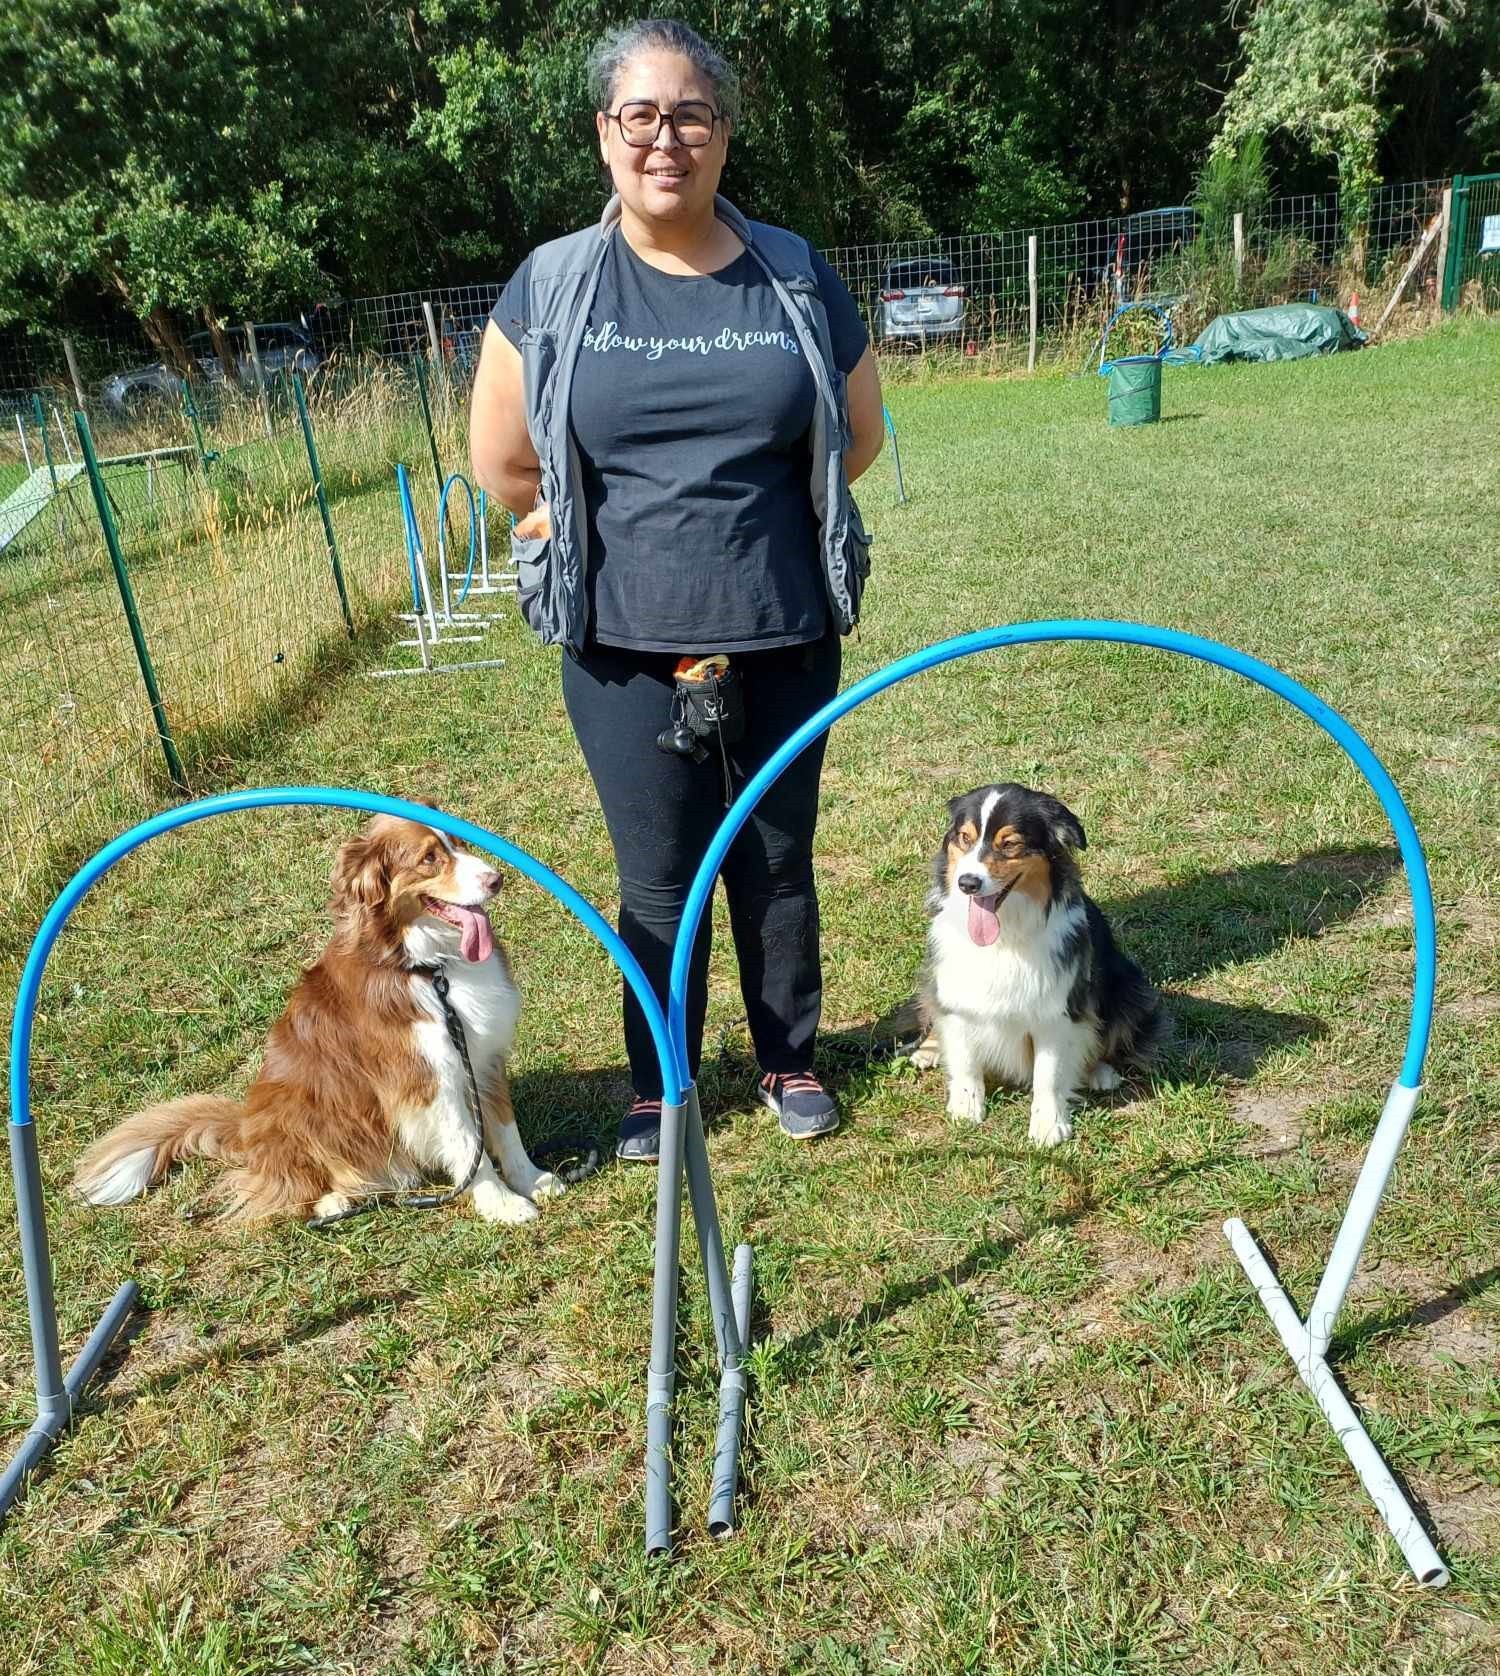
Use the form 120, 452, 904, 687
304, 966, 490, 1231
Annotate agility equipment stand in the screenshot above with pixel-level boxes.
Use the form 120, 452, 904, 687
446, 487, 518, 600
665, 619, 1448, 1586
3, 789, 753, 1557
370, 465, 506, 680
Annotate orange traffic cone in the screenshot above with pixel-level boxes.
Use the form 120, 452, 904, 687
1348, 291, 1361, 328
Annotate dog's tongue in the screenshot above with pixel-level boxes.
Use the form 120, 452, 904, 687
967, 894, 1001, 947
451, 903, 495, 964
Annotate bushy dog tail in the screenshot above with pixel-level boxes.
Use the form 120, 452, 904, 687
73, 1095, 240, 1206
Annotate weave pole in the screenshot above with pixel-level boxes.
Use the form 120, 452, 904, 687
667, 620, 1444, 1586
2, 788, 746, 1557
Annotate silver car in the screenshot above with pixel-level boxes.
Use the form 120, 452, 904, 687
878, 257, 967, 345
102, 322, 321, 416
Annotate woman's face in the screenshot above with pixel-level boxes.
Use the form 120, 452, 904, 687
596, 49, 729, 227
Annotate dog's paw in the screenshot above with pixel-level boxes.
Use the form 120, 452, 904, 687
907, 1034, 941, 1072
1028, 1104, 1073, 1147
1088, 1062, 1123, 1093
528, 1171, 565, 1203
946, 1080, 986, 1124
472, 1181, 540, 1225
313, 1192, 355, 1220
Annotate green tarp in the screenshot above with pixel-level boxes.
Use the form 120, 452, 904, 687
1167, 303, 1366, 366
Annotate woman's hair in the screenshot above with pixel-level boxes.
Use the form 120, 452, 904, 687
587, 18, 740, 128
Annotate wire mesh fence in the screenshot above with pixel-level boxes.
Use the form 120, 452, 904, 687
0, 367, 468, 912
0, 172, 1489, 909
0, 176, 1476, 424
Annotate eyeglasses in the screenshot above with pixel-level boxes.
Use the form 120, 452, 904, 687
606, 99, 720, 148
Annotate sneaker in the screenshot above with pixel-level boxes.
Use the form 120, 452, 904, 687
757, 1071, 840, 1141
615, 1096, 662, 1164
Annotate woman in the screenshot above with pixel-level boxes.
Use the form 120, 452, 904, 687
469, 17, 884, 1161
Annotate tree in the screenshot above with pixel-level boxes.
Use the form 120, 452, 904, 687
0, 1, 468, 356
1211, 0, 1500, 200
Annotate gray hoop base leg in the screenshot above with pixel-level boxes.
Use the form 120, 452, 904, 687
645, 1096, 688, 1558
643, 1086, 753, 1555
2, 1119, 139, 1518
681, 1089, 751, 1538
0, 1279, 140, 1517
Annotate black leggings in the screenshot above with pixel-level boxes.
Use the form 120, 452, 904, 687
561, 635, 842, 1099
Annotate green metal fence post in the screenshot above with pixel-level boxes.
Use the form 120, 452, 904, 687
74, 412, 189, 793
30, 395, 59, 500
291, 372, 355, 638
411, 353, 444, 500
182, 385, 220, 471
1441, 175, 1468, 312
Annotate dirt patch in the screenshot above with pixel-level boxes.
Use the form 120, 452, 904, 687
1445, 991, 1500, 1025
1453, 894, 1499, 951
1427, 1481, 1500, 1557
1229, 1089, 1315, 1156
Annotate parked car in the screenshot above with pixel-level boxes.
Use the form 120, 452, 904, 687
1101, 206, 1198, 298
878, 257, 967, 345
102, 323, 322, 416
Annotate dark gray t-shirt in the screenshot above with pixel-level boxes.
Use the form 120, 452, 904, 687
492, 236, 868, 652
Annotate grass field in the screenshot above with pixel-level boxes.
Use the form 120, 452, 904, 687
2, 324, 1498, 1673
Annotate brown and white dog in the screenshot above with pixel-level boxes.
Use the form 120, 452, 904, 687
912, 783, 1164, 1145
73, 815, 560, 1225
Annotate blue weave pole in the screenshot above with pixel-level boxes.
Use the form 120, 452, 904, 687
882, 405, 907, 504
395, 463, 424, 613
1, 787, 705, 1534
667, 619, 1446, 1585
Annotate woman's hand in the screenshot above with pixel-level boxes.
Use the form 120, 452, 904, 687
469, 321, 543, 518
513, 504, 552, 541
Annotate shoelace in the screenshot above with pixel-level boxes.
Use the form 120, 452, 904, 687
766, 1071, 824, 1097
627, 1096, 662, 1120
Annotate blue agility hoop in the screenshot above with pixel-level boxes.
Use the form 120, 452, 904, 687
665, 618, 1447, 1586
1, 787, 689, 1528
12, 789, 682, 1123
669, 621, 1432, 1088
439, 472, 478, 607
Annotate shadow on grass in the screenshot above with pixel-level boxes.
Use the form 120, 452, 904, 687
1103, 844, 1402, 987
1329, 1264, 1500, 1361
75, 1285, 418, 1420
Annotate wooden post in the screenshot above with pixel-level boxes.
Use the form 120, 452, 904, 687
1370, 210, 1444, 337
1233, 213, 1245, 288
1435, 187, 1453, 313
243, 321, 273, 438
1027, 234, 1038, 373
62, 337, 87, 409
421, 300, 448, 413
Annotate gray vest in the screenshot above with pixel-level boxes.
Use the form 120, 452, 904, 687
510, 192, 871, 653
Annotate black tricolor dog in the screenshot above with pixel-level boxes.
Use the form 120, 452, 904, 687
912, 782, 1164, 1145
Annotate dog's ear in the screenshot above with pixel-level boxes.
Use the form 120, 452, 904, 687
331, 833, 389, 910
1040, 795, 1086, 852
